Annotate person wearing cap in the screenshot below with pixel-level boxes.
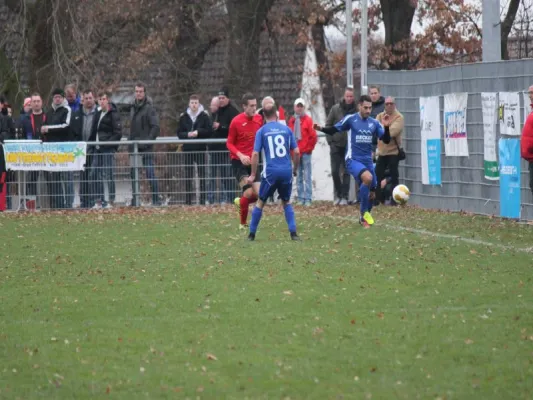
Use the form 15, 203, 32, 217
208, 87, 239, 205
288, 98, 317, 206
42, 88, 73, 209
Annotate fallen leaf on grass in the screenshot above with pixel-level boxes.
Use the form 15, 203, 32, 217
283, 290, 293, 295
464, 339, 474, 345
377, 312, 384, 319
206, 353, 217, 361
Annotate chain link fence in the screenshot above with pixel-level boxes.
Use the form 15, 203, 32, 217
369, 59, 533, 220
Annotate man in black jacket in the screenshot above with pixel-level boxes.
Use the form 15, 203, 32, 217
129, 82, 160, 206
88, 91, 122, 208
208, 87, 239, 205
177, 94, 212, 205
70, 89, 98, 208
42, 88, 73, 209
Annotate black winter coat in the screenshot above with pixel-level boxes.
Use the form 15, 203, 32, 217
177, 109, 213, 151
210, 102, 239, 151
43, 99, 72, 142
89, 103, 123, 152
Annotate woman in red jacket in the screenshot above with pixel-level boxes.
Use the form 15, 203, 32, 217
288, 98, 318, 206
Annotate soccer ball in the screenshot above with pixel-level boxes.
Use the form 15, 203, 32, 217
392, 184, 410, 205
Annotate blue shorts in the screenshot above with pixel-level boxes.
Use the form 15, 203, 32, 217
346, 159, 377, 189
258, 174, 293, 202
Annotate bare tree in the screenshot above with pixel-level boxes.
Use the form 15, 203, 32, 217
501, 0, 521, 60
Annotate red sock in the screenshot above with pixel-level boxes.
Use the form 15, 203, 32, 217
240, 196, 251, 224
249, 194, 258, 204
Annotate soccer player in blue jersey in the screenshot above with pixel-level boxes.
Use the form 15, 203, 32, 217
246, 104, 301, 241
314, 95, 393, 228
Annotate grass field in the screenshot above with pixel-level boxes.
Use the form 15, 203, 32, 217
1, 204, 533, 399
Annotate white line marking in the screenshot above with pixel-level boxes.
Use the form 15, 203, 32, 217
333, 216, 533, 254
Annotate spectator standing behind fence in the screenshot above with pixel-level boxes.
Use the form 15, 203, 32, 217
0, 97, 15, 209
208, 87, 239, 205
209, 96, 219, 117
288, 98, 317, 206
0, 96, 13, 212
521, 85, 533, 195
326, 87, 356, 205
15, 97, 31, 136
71, 89, 98, 208
65, 84, 82, 113
177, 94, 213, 205
89, 91, 122, 209
41, 88, 73, 209
20, 93, 46, 210
375, 96, 403, 205
129, 82, 161, 206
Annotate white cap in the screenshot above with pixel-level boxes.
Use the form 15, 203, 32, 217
294, 98, 306, 106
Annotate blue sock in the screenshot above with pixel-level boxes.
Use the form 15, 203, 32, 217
359, 184, 370, 216
284, 204, 297, 233
250, 207, 263, 234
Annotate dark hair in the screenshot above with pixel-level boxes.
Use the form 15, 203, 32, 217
135, 82, 146, 93
30, 92, 41, 98
369, 85, 380, 92
359, 95, 372, 104
241, 92, 256, 106
189, 94, 200, 101
263, 104, 278, 119
82, 89, 94, 96
98, 90, 112, 99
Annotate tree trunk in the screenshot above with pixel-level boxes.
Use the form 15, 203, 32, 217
311, 23, 335, 111
380, 0, 416, 70
501, 0, 520, 60
224, 0, 275, 97
27, 0, 56, 100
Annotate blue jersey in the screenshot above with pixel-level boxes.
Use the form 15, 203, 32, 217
335, 113, 384, 164
254, 121, 297, 179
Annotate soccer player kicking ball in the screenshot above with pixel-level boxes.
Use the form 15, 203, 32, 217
315, 95, 393, 228
227, 93, 264, 229
246, 104, 301, 241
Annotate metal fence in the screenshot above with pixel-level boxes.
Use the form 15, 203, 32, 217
369, 59, 533, 220
4, 139, 248, 211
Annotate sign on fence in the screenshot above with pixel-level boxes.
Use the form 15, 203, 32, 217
481, 93, 499, 180
420, 96, 441, 185
498, 92, 521, 136
443, 92, 469, 156
498, 138, 521, 219
3, 141, 87, 171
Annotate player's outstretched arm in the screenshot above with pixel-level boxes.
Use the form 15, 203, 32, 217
313, 123, 338, 135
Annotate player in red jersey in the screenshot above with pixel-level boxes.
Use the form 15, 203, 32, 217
226, 93, 264, 229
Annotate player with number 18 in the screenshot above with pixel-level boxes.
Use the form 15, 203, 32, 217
246, 104, 301, 241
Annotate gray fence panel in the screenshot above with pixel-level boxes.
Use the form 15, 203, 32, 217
369, 59, 533, 220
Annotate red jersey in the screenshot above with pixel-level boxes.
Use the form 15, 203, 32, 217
521, 110, 533, 162
227, 112, 263, 160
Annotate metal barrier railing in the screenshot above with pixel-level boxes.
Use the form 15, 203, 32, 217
4, 138, 250, 211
